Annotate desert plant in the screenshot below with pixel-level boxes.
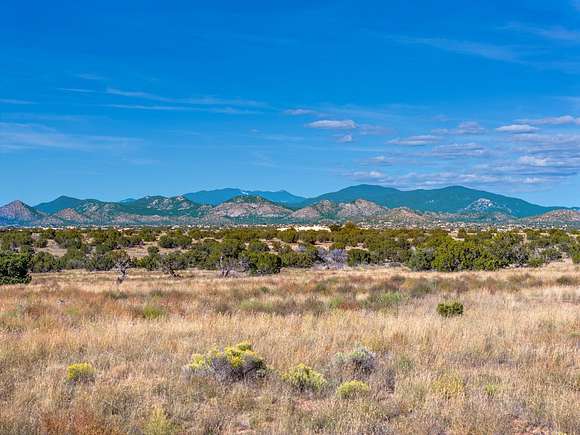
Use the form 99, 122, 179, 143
436, 301, 464, 317
282, 363, 327, 392
246, 252, 282, 275
335, 346, 377, 375
0, 251, 31, 285
432, 373, 465, 398
347, 249, 371, 267
66, 362, 95, 383
185, 341, 267, 382
143, 407, 177, 435
141, 304, 166, 320
336, 380, 371, 399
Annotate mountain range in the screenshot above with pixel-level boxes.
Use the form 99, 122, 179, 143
1, 185, 578, 227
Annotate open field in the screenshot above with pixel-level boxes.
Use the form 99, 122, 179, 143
0, 263, 579, 434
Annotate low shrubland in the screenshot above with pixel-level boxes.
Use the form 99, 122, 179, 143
0, 258, 578, 433
1, 226, 579, 284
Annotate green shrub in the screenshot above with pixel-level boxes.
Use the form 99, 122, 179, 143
336, 380, 370, 399
30, 251, 62, 273
142, 304, 166, 320
0, 251, 31, 285
556, 275, 578, 286
143, 407, 177, 435
527, 256, 545, 268
571, 245, 580, 264
436, 301, 464, 317
406, 248, 434, 271
66, 362, 95, 383
335, 346, 376, 374
365, 291, 403, 311
185, 341, 267, 382
246, 252, 282, 275
347, 249, 371, 267
432, 373, 465, 398
104, 290, 129, 300
282, 363, 327, 392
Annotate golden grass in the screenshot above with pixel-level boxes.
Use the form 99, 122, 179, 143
0, 263, 579, 434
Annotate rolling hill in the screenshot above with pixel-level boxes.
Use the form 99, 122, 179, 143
303, 185, 555, 218
184, 188, 305, 205
0, 185, 575, 227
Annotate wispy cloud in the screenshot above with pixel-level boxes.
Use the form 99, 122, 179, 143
75, 73, 107, 81
58, 88, 97, 94
504, 22, 580, 43
284, 108, 317, 116
388, 135, 438, 146
496, 124, 539, 133
337, 134, 353, 143
307, 119, 357, 130
0, 122, 139, 152
518, 115, 580, 125
426, 142, 490, 158
390, 35, 521, 62
0, 98, 35, 105
106, 87, 267, 108
456, 121, 485, 135
103, 104, 260, 114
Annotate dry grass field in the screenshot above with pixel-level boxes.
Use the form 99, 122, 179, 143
0, 262, 579, 434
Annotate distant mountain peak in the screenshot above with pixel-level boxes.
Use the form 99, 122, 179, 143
0, 184, 573, 227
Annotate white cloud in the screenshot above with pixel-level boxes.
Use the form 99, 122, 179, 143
58, 88, 97, 94
307, 119, 357, 130
496, 124, 539, 133
0, 98, 35, 105
456, 121, 485, 135
391, 36, 520, 62
389, 135, 438, 146
0, 122, 139, 152
519, 115, 580, 126
428, 142, 489, 158
337, 134, 353, 143
284, 108, 316, 116
517, 156, 550, 167
505, 22, 580, 42
103, 104, 260, 114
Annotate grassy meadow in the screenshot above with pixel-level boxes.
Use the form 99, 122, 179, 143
0, 262, 578, 434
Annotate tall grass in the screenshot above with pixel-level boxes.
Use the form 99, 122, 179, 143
0, 262, 578, 434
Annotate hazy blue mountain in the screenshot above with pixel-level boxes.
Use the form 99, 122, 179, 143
303, 185, 555, 218
184, 188, 305, 205
120, 195, 207, 216
2, 184, 573, 226
34, 195, 83, 214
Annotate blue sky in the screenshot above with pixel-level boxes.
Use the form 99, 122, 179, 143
2, 0, 580, 206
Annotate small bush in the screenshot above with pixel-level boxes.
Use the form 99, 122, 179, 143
142, 304, 166, 320
103, 290, 128, 300
336, 380, 371, 399
484, 383, 500, 398
282, 363, 327, 392
432, 373, 465, 398
143, 407, 177, 435
246, 252, 282, 275
66, 362, 95, 383
527, 256, 545, 268
335, 346, 376, 375
436, 301, 464, 317
185, 341, 267, 382
556, 275, 578, 286
347, 249, 371, 267
0, 251, 31, 285
365, 291, 403, 311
